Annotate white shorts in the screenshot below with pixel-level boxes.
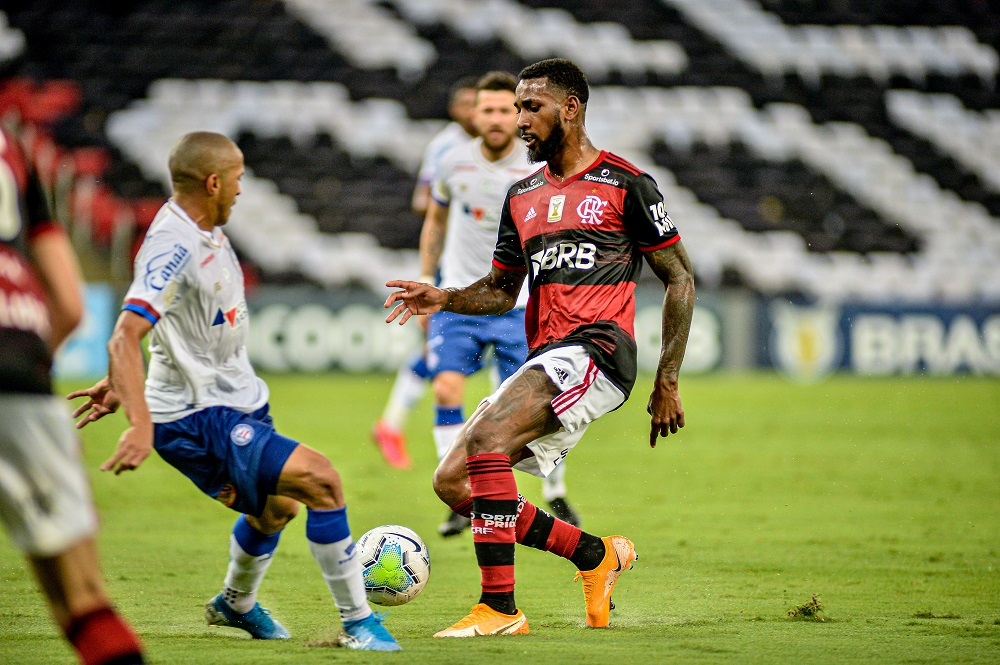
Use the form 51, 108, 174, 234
482, 345, 626, 478
0, 394, 98, 556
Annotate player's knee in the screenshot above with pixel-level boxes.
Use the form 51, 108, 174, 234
303, 464, 343, 509
279, 446, 345, 509
462, 421, 505, 456
432, 461, 466, 505
251, 497, 299, 533
433, 372, 464, 405
268, 501, 300, 529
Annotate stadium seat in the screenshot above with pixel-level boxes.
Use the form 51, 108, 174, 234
2, 0, 998, 303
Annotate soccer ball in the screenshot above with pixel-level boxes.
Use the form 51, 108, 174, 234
356, 524, 430, 606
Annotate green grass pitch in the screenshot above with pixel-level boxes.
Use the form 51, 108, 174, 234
1, 373, 998, 663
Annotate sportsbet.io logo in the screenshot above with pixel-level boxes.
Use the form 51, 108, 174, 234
230, 424, 255, 446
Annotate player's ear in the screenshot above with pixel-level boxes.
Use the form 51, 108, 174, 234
205, 173, 221, 196
562, 95, 581, 122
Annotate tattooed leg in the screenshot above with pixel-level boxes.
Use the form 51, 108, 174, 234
432, 367, 561, 507
430, 368, 567, 614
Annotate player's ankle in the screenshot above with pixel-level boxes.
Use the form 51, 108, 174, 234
479, 592, 516, 615
569, 532, 606, 571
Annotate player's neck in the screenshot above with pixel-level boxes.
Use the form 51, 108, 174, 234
479, 138, 516, 163
547, 140, 600, 182
170, 195, 217, 233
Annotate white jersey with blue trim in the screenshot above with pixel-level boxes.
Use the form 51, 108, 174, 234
122, 202, 267, 423
417, 121, 475, 188
431, 137, 537, 307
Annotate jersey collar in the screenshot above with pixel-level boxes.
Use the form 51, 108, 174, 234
473, 137, 526, 171
166, 200, 224, 247
543, 150, 607, 190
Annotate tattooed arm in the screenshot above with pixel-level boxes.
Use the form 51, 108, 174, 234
643, 239, 695, 447
385, 265, 525, 325
442, 266, 524, 315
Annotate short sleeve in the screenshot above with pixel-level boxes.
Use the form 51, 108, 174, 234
122, 228, 194, 325
429, 148, 454, 207
416, 148, 437, 187
623, 173, 680, 252
417, 128, 453, 186
492, 195, 526, 271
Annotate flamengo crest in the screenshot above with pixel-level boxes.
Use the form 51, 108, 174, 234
577, 195, 608, 224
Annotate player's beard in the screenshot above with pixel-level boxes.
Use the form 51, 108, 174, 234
483, 130, 514, 155
526, 121, 565, 164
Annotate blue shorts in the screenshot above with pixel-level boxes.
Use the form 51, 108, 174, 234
426, 309, 527, 382
153, 404, 299, 517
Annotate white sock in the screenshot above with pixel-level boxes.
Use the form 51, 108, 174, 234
433, 423, 463, 462
222, 535, 276, 613
381, 364, 428, 429
308, 535, 371, 623
542, 461, 568, 502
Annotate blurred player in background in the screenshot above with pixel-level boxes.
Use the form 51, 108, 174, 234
411, 75, 480, 218
371, 76, 479, 469
68, 132, 401, 651
421, 71, 581, 537
0, 124, 146, 664
385, 58, 694, 637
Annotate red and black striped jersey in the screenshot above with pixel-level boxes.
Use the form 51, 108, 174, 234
0, 127, 61, 393
492, 150, 680, 396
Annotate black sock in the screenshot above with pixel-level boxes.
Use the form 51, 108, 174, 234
479, 591, 516, 615
569, 532, 606, 571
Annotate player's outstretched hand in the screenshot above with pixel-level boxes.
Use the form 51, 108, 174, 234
647, 378, 685, 448
67, 377, 121, 429
384, 280, 449, 325
101, 425, 152, 475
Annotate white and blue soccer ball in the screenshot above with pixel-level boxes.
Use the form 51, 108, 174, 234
357, 524, 430, 606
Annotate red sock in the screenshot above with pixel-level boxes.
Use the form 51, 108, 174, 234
450, 497, 473, 518
66, 606, 144, 665
515, 495, 581, 559
467, 453, 518, 594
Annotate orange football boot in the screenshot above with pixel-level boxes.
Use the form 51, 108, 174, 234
574, 535, 637, 627
433, 603, 529, 637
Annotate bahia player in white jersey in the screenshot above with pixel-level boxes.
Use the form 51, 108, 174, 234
421, 72, 580, 537
371, 76, 479, 469
122, 200, 264, 422
69, 132, 401, 652
431, 137, 532, 305
411, 76, 478, 218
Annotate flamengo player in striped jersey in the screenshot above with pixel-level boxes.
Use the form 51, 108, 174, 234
68, 132, 401, 651
423, 71, 581, 538
0, 125, 145, 664
385, 58, 695, 637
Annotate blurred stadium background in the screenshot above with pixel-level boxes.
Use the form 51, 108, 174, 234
1, 0, 998, 380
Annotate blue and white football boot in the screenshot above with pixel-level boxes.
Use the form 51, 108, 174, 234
205, 594, 290, 639
338, 612, 402, 651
